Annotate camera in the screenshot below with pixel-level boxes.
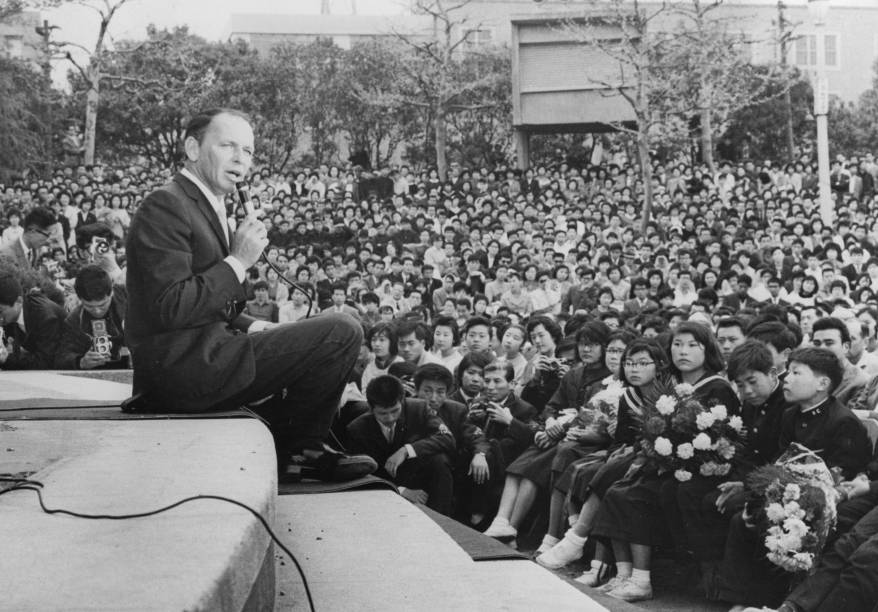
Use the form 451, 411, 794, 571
91, 319, 113, 357
545, 357, 572, 377
90, 237, 110, 256
466, 399, 492, 428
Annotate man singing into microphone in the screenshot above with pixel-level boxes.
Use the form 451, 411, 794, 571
125, 108, 375, 481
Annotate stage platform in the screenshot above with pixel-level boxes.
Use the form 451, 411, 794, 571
0, 370, 612, 611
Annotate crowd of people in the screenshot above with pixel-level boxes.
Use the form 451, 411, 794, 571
2, 145, 878, 611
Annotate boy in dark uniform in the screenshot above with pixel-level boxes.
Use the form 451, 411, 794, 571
712, 347, 872, 608
347, 375, 456, 515
470, 360, 538, 531
778, 347, 871, 481
413, 363, 491, 523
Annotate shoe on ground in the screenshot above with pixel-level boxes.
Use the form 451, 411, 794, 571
607, 579, 653, 602
536, 535, 559, 555
282, 450, 377, 483
575, 563, 609, 587
535, 535, 585, 569
596, 575, 628, 593
483, 519, 517, 539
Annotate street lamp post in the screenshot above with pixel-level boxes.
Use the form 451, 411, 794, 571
808, 0, 832, 225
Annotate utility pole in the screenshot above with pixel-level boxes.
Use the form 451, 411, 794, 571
777, 1, 795, 160
34, 19, 57, 82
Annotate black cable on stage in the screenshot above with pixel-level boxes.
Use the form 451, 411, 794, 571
0, 480, 316, 612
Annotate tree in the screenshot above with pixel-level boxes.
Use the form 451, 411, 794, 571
561, 1, 680, 233
69, 25, 247, 167
446, 48, 512, 168
662, 0, 791, 172
340, 39, 421, 169
719, 68, 812, 162
391, 0, 509, 180
0, 56, 63, 178
0, 0, 63, 22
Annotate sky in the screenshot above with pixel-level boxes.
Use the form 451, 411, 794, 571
43, 0, 407, 85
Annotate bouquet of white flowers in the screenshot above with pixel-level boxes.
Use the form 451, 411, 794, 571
637, 378, 745, 482
571, 376, 626, 437
745, 443, 839, 573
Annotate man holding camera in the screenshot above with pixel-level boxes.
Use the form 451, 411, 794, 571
55, 265, 129, 370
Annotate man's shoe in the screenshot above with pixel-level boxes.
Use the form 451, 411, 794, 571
282, 450, 377, 483
607, 579, 653, 602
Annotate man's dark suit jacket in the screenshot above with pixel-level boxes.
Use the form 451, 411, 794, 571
55, 285, 128, 370
2, 292, 65, 370
126, 173, 259, 411
345, 398, 456, 469
471, 393, 538, 468
435, 398, 490, 458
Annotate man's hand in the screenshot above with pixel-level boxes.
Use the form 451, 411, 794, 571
79, 350, 109, 370
545, 421, 566, 439
231, 216, 269, 268
384, 447, 408, 478
715, 481, 744, 514
469, 453, 490, 484
565, 426, 587, 442
839, 474, 871, 500
399, 487, 428, 505
486, 404, 513, 425
400, 378, 416, 397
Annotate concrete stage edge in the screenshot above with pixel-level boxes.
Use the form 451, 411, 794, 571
275, 490, 608, 612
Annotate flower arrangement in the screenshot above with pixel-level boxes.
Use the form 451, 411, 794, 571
745, 444, 839, 573
637, 379, 745, 482
571, 376, 626, 437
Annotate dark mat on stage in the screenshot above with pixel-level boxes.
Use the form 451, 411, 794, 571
278, 474, 398, 496
0, 402, 253, 420
418, 506, 527, 562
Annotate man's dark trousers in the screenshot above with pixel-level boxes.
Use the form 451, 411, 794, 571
216, 314, 363, 452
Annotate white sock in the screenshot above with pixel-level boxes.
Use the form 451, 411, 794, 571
616, 561, 633, 578
492, 516, 509, 527
541, 534, 559, 547
631, 568, 651, 586
590, 559, 604, 571
564, 529, 586, 547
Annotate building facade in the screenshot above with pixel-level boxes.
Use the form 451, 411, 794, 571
229, 0, 878, 103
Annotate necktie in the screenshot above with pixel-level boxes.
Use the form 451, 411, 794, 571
384, 424, 394, 443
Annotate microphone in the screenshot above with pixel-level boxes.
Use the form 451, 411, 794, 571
235, 179, 314, 317
236, 181, 256, 217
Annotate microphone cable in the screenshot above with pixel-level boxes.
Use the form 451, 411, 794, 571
0, 477, 317, 612
236, 182, 313, 318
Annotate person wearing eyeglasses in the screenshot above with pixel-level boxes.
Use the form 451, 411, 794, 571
0, 207, 58, 271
